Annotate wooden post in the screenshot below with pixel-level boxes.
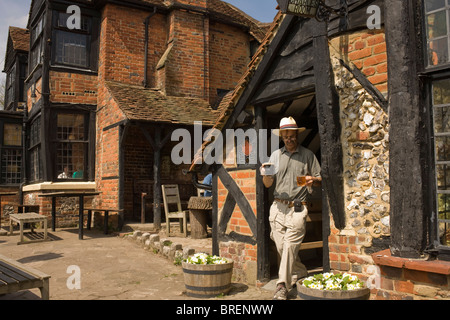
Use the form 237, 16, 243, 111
312, 19, 346, 230
255, 105, 270, 284
384, 0, 426, 258
139, 124, 172, 231
153, 127, 162, 230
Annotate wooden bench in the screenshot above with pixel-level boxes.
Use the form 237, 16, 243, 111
9, 213, 48, 245
0, 253, 50, 299
84, 208, 124, 234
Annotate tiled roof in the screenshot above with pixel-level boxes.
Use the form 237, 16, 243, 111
8, 27, 29, 52
189, 11, 285, 171
105, 81, 221, 126
26, 1, 269, 41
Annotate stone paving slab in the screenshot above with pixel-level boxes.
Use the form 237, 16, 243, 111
0, 226, 275, 300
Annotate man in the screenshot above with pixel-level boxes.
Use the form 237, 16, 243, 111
260, 117, 322, 300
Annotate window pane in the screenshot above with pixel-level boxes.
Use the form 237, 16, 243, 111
30, 117, 41, 146
4, 123, 22, 146
29, 147, 41, 182
427, 10, 447, 39
435, 136, 450, 161
54, 31, 88, 67
433, 78, 450, 105
440, 222, 450, 246
437, 164, 450, 190
425, 0, 445, 12
57, 114, 85, 140
57, 12, 91, 32
56, 142, 85, 179
2, 149, 22, 184
434, 106, 450, 133
428, 37, 449, 66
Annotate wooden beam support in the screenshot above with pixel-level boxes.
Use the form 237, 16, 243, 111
313, 19, 346, 230
384, 0, 426, 258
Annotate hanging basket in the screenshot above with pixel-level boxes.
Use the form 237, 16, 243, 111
182, 261, 234, 298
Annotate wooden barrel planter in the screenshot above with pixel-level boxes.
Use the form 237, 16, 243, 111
297, 283, 370, 300
182, 261, 234, 298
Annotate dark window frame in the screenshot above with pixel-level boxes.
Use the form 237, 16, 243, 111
50, 9, 99, 71
0, 119, 22, 186
421, 0, 450, 255
50, 108, 94, 182
28, 115, 42, 183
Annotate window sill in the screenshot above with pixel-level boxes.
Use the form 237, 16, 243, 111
23, 181, 96, 192
372, 249, 450, 276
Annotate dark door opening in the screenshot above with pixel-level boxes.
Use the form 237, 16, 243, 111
264, 92, 324, 279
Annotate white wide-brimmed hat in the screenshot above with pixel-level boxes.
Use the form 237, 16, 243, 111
273, 117, 306, 136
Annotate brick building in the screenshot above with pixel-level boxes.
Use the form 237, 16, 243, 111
189, 0, 450, 299
1, 0, 267, 229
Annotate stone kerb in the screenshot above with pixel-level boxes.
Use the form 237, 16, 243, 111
121, 231, 197, 264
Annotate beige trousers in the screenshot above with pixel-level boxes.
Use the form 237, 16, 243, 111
269, 201, 308, 290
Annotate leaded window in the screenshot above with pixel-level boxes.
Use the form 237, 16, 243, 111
432, 79, 450, 246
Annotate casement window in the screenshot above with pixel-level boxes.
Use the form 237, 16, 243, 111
0, 121, 22, 185
431, 78, 450, 248
4, 68, 14, 110
28, 116, 42, 183
424, 0, 450, 249
55, 112, 89, 181
51, 11, 98, 70
30, 16, 44, 71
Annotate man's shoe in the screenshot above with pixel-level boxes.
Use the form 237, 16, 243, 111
273, 284, 288, 300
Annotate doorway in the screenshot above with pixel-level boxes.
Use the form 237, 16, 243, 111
264, 92, 324, 278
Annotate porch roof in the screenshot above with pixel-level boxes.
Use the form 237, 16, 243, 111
105, 81, 221, 126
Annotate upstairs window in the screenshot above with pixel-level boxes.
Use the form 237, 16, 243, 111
425, 0, 450, 67
51, 10, 98, 70
30, 16, 44, 71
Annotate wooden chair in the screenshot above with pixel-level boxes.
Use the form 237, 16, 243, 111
161, 185, 188, 237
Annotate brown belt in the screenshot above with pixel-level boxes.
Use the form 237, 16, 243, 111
274, 198, 307, 208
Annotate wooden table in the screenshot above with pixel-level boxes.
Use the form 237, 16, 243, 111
84, 207, 124, 234
188, 196, 212, 239
39, 191, 100, 240
0, 253, 50, 299
9, 213, 48, 245
0, 192, 17, 229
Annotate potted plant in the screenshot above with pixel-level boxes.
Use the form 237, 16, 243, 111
182, 253, 234, 298
297, 272, 370, 300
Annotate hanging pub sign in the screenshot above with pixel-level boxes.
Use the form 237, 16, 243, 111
276, 0, 347, 21
276, 0, 320, 18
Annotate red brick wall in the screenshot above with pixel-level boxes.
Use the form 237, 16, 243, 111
208, 21, 251, 101
217, 169, 258, 283
164, 10, 209, 99
95, 83, 126, 208
49, 71, 98, 104
331, 30, 388, 95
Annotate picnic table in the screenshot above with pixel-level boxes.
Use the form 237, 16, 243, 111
0, 253, 50, 299
39, 191, 100, 240
9, 213, 48, 245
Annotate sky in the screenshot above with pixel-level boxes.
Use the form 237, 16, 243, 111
0, 0, 279, 84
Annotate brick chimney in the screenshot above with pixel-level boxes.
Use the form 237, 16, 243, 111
156, 4, 210, 101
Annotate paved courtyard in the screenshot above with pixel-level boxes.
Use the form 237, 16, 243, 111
0, 226, 277, 300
